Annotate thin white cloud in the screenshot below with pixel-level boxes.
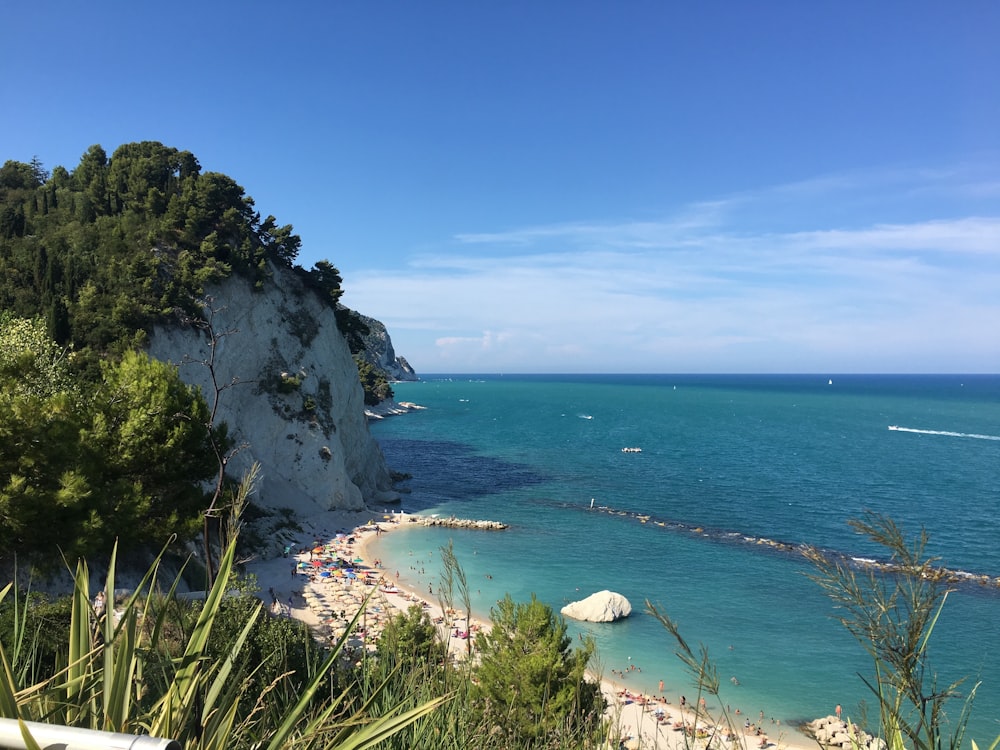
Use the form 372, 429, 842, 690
343, 165, 1000, 373
784, 217, 1000, 255
453, 200, 732, 250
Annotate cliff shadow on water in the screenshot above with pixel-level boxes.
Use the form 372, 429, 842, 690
378, 437, 547, 511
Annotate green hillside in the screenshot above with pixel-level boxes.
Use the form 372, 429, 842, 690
0, 142, 389, 559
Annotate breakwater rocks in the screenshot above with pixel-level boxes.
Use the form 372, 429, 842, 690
407, 515, 508, 531
577, 502, 1000, 591
805, 716, 886, 750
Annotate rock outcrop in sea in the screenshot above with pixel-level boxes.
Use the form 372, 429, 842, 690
147, 261, 401, 515
561, 590, 632, 623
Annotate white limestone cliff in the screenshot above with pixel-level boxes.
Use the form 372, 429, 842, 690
146, 262, 400, 515
355, 312, 418, 381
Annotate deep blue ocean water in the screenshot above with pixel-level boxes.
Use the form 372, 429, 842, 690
365, 374, 1000, 741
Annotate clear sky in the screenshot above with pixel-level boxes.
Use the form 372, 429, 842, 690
3, 2, 999, 374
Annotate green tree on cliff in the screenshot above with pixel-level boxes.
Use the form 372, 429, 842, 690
0, 315, 218, 558
356, 357, 394, 405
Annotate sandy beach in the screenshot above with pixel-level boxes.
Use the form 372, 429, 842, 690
244, 508, 829, 750
244, 509, 486, 662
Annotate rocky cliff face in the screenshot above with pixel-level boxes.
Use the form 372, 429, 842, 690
146, 263, 401, 515
355, 313, 418, 381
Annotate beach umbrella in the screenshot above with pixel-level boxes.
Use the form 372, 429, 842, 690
320, 571, 331, 577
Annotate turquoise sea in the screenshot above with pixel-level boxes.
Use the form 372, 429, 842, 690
365, 374, 1000, 741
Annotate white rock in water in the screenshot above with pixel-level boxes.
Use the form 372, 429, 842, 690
561, 590, 632, 622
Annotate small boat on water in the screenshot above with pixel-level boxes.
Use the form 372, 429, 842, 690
621, 447, 643, 453
888, 425, 899, 431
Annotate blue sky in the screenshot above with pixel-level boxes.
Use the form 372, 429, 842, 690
3, 2, 999, 374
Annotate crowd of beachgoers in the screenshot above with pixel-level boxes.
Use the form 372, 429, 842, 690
246, 509, 826, 750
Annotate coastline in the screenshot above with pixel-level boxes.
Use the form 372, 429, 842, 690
245, 508, 823, 750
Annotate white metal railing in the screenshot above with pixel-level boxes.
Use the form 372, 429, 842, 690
0, 719, 179, 750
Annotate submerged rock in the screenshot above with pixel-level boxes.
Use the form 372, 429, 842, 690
561, 590, 632, 622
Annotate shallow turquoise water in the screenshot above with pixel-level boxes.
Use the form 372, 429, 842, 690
364, 374, 1000, 741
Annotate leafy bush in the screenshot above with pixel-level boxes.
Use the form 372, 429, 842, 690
0, 527, 445, 749
0, 319, 218, 559
472, 593, 605, 746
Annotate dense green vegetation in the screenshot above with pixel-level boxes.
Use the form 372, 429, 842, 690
0, 142, 377, 386
0, 520, 607, 750
0, 143, 395, 562
472, 593, 602, 743
2, 145, 290, 364
0, 313, 219, 559
0, 527, 447, 750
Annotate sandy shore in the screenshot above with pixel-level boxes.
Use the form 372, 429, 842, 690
244, 509, 485, 662
244, 508, 823, 750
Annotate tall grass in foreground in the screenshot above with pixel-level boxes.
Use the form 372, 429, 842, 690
0, 479, 445, 749
646, 600, 753, 750
651, 512, 1000, 750
804, 512, 999, 750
